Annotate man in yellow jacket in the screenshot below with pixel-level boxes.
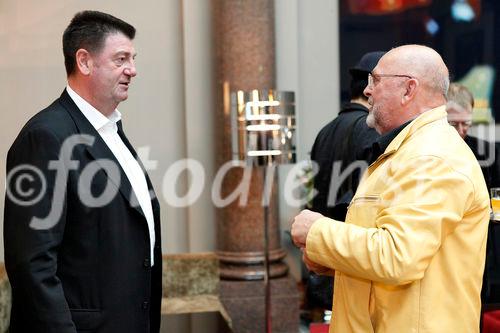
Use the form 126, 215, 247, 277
291, 44, 490, 333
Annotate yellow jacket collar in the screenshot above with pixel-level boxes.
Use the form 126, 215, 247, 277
383, 105, 447, 156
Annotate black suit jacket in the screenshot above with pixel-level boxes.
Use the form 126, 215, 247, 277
4, 90, 162, 332
310, 102, 380, 219
464, 135, 500, 190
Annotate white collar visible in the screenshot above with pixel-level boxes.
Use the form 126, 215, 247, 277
66, 84, 122, 131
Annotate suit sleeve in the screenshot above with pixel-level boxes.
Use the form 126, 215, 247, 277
310, 132, 327, 214
4, 126, 77, 332
305, 155, 484, 285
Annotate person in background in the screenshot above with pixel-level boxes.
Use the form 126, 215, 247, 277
4, 11, 162, 333
311, 51, 384, 218
307, 51, 383, 310
446, 82, 499, 190
292, 45, 490, 333
446, 83, 500, 312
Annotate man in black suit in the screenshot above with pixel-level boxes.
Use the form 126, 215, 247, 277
310, 51, 384, 219
4, 11, 162, 332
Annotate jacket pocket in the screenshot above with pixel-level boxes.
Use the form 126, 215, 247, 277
346, 195, 382, 228
70, 308, 102, 331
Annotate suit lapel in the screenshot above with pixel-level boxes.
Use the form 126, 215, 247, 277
57, 90, 146, 219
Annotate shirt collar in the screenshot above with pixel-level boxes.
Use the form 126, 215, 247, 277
66, 84, 122, 131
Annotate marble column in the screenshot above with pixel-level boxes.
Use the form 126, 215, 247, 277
213, 2, 300, 331
213, 0, 286, 280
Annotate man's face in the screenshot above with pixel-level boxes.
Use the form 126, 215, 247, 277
446, 104, 472, 139
363, 59, 405, 135
89, 32, 137, 111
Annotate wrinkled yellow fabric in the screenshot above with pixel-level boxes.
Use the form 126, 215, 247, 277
306, 106, 490, 333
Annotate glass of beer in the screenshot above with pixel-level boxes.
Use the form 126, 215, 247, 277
491, 188, 500, 221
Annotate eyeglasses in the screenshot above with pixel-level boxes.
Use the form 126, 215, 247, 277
448, 120, 472, 128
368, 72, 414, 87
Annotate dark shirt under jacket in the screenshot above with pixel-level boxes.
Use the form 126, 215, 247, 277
363, 120, 412, 165
311, 102, 379, 220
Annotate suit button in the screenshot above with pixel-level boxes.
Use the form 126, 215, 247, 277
142, 301, 149, 310
143, 259, 150, 267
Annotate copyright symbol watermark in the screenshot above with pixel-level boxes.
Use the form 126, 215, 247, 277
6, 164, 47, 206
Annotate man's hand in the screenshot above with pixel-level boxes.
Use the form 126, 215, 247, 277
290, 209, 324, 248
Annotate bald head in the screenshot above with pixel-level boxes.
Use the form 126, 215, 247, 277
383, 45, 449, 98
363, 45, 450, 134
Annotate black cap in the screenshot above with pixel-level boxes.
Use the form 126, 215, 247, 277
349, 51, 386, 75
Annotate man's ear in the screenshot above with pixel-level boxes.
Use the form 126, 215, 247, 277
75, 49, 92, 75
401, 78, 418, 105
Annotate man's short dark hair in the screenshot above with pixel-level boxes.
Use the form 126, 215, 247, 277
63, 10, 136, 76
349, 72, 369, 100
348, 51, 385, 100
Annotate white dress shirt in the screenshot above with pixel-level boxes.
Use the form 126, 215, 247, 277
66, 85, 155, 266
